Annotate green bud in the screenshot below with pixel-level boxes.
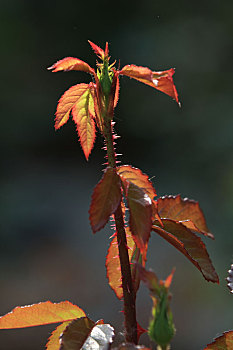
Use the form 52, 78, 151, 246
99, 58, 113, 97
148, 290, 175, 349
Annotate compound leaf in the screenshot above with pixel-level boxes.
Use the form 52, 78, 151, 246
0, 301, 85, 329
89, 168, 121, 233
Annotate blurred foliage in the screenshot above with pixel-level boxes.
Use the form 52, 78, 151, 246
1, 0, 233, 349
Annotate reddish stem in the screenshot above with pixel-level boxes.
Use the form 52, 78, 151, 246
104, 120, 138, 344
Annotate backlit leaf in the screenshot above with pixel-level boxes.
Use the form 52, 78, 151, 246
0, 301, 85, 329
156, 195, 213, 239
117, 165, 156, 200
55, 83, 96, 160
88, 41, 105, 60
106, 227, 147, 299
46, 321, 71, 350
120, 65, 179, 104
71, 84, 96, 160
152, 220, 219, 283
89, 168, 121, 233
204, 331, 233, 349
127, 183, 152, 254
48, 57, 93, 74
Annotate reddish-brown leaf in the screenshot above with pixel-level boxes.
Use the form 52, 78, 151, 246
0, 301, 86, 329
127, 183, 152, 254
117, 165, 156, 200
88, 40, 105, 59
204, 331, 233, 349
152, 220, 219, 283
71, 83, 96, 160
59, 317, 96, 350
120, 65, 179, 104
89, 168, 122, 233
156, 195, 214, 239
48, 57, 93, 74
46, 321, 71, 350
106, 227, 147, 299
114, 74, 120, 108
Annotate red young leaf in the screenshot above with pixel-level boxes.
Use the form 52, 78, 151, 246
152, 219, 219, 283
46, 321, 71, 350
114, 74, 120, 108
89, 168, 122, 233
48, 57, 93, 74
106, 227, 147, 299
127, 183, 152, 254
55, 83, 96, 160
120, 65, 179, 104
117, 165, 156, 200
71, 83, 96, 160
204, 330, 233, 349
0, 301, 86, 329
156, 195, 213, 239
88, 40, 105, 60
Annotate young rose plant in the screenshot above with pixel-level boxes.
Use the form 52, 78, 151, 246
0, 41, 220, 350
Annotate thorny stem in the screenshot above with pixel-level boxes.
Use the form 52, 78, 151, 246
104, 119, 138, 344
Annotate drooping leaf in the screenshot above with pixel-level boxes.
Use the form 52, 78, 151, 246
48, 57, 93, 74
204, 331, 233, 349
60, 318, 114, 350
117, 165, 156, 200
120, 65, 179, 104
71, 83, 96, 160
114, 74, 120, 108
156, 195, 214, 239
152, 219, 219, 283
46, 321, 71, 350
0, 301, 85, 329
227, 264, 233, 293
106, 227, 147, 299
127, 183, 152, 254
88, 41, 105, 60
89, 168, 122, 233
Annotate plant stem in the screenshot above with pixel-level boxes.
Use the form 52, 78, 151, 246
104, 120, 138, 344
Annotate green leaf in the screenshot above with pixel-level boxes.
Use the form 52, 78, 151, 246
204, 331, 233, 349
152, 219, 219, 283
89, 168, 121, 233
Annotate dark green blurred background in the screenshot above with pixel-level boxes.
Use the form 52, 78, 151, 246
1, 0, 233, 349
